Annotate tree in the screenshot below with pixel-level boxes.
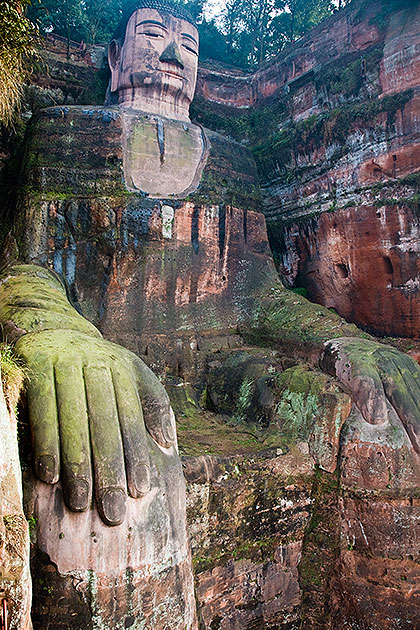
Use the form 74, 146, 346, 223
215, 0, 336, 68
0, 0, 37, 124
267, 0, 336, 46
83, 0, 122, 44
27, 0, 88, 55
336, 0, 351, 9
219, 0, 282, 67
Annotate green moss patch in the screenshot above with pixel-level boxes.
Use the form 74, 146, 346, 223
168, 380, 265, 457
298, 468, 341, 627
253, 89, 414, 182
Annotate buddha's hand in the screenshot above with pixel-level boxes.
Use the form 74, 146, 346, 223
16, 329, 176, 526
320, 337, 420, 453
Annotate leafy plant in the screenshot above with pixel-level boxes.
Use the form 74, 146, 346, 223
0, 342, 27, 410
0, 0, 38, 124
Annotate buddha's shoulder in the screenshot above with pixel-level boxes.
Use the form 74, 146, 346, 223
25, 106, 260, 209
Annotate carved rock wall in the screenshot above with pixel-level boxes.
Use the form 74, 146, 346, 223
17, 106, 272, 375
183, 402, 420, 629
184, 453, 314, 630
192, 0, 420, 339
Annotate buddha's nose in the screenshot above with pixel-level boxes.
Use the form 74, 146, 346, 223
159, 42, 184, 69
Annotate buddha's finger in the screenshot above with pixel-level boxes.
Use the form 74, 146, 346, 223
112, 364, 151, 498
132, 355, 176, 448
84, 365, 127, 526
16, 335, 61, 483
378, 353, 420, 453
54, 361, 92, 511
27, 364, 61, 483
348, 362, 388, 425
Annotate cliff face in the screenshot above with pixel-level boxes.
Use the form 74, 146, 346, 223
0, 368, 31, 630
187, 2, 420, 627
193, 0, 420, 339
2, 2, 420, 628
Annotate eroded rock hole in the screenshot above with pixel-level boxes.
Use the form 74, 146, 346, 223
383, 256, 393, 275
335, 263, 349, 279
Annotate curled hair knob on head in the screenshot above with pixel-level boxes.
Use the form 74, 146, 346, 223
112, 0, 196, 41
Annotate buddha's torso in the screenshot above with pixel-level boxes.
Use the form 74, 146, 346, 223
16, 106, 276, 364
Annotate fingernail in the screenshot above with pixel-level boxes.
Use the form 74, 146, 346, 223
66, 479, 90, 512
134, 463, 150, 497
99, 488, 126, 526
36, 455, 58, 483
162, 412, 175, 444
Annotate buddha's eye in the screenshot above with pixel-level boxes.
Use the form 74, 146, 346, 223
142, 31, 164, 38
182, 44, 198, 56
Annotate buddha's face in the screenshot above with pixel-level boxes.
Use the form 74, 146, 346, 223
109, 8, 199, 120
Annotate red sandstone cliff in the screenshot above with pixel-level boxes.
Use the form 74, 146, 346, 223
193, 0, 420, 339
2, 2, 420, 628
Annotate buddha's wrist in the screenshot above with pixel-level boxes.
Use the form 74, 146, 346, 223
0, 264, 101, 343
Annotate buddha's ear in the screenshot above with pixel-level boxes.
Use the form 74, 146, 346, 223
108, 39, 122, 92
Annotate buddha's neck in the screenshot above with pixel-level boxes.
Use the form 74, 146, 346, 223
117, 92, 191, 123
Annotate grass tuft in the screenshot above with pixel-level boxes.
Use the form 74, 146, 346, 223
0, 343, 27, 410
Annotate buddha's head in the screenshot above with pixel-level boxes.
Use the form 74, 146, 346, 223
108, 0, 199, 121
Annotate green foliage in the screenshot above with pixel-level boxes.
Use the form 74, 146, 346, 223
28, 0, 343, 67
216, 0, 339, 68
315, 45, 384, 98
191, 95, 288, 145
369, 0, 418, 32
83, 0, 124, 43
0, 0, 38, 124
271, 0, 334, 47
291, 287, 308, 298
0, 0, 35, 52
0, 343, 27, 410
27, 514, 37, 536
232, 377, 254, 423
276, 389, 318, 442
28, 0, 89, 43
27, 0, 204, 45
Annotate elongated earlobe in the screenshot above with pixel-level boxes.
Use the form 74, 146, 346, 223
108, 39, 122, 92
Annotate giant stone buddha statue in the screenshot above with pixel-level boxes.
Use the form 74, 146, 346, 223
1, 1, 420, 628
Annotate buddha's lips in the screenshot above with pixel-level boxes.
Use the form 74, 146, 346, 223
161, 70, 184, 79
129, 70, 185, 86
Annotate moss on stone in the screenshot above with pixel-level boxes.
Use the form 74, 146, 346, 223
243, 283, 364, 352
0, 265, 101, 338
253, 89, 414, 183
169, 381, 266, 457
298, 467, 341, 627
188, 459, 313, 574
314, 44, 384, 98
190, 95, 288, 147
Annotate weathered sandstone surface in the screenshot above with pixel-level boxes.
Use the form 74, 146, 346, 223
0, 378, 31, 629
193, 0, 420, 339
1, 0, 419, 628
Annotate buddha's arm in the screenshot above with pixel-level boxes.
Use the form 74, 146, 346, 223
242, 282, 420, 453
0, 264, 177, 526
242, 282, 364, 359
0, 264, 102, 340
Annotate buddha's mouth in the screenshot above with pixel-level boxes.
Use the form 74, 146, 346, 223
160, 69, 184, 79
